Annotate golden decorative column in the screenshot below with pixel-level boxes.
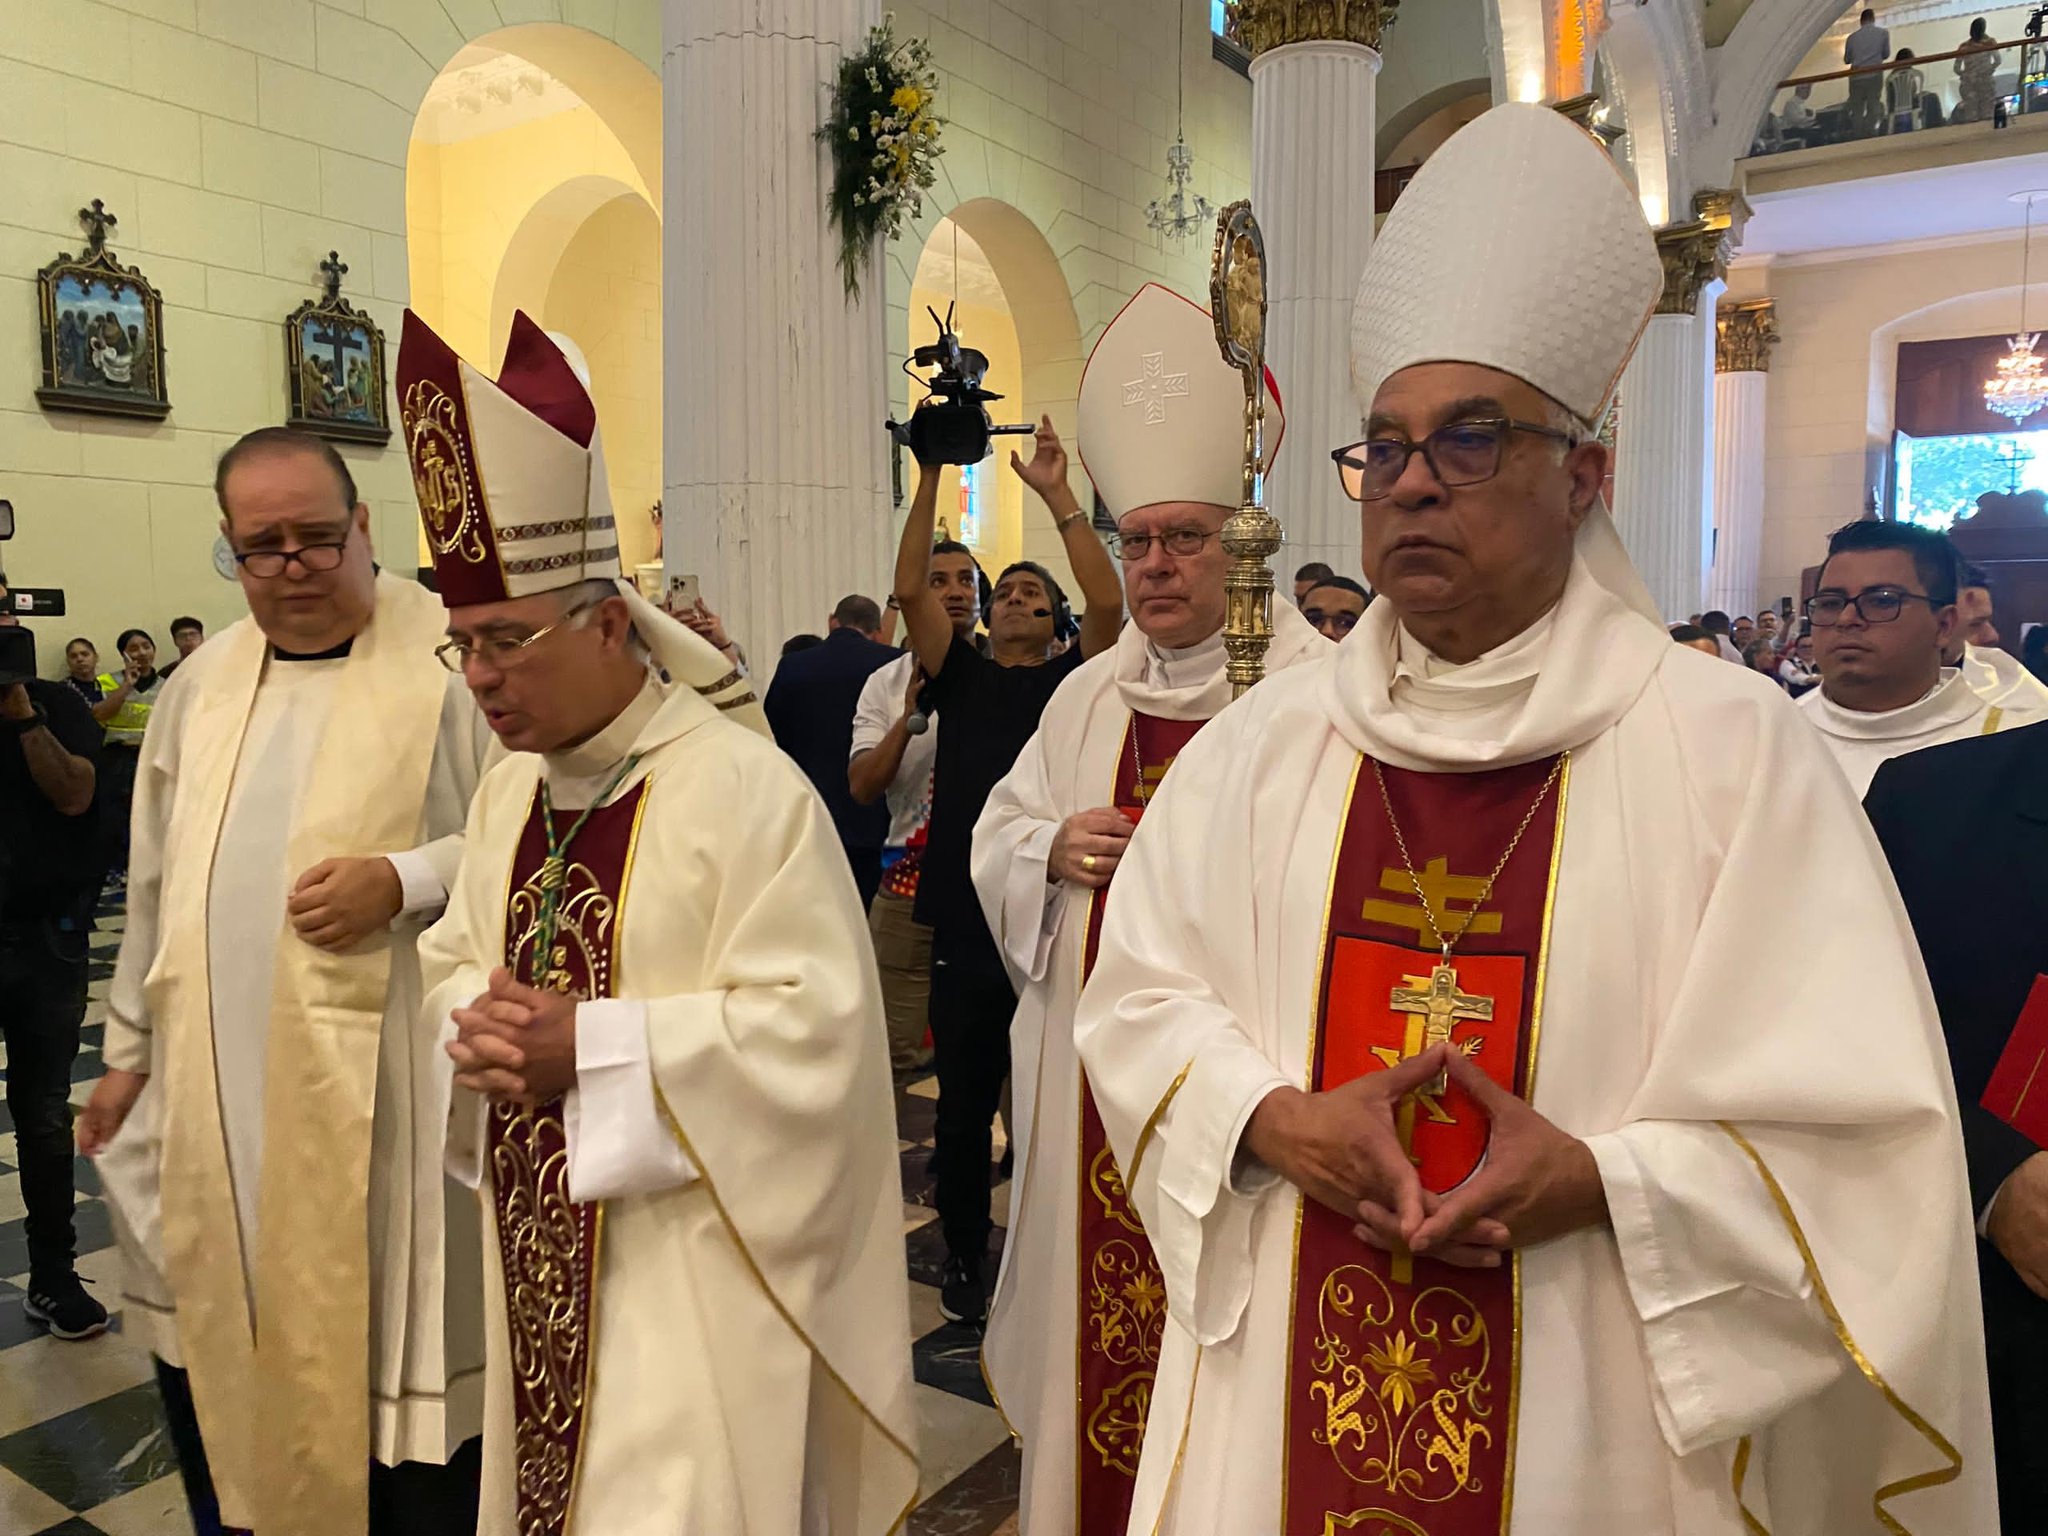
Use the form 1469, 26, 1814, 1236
1654, 189, 1749, 316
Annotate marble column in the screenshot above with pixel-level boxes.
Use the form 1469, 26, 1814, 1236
1705, 299, 1779, 619
662, 0, 890, 664
1236, 2, 1389, 582
1609, 192, 1744, 620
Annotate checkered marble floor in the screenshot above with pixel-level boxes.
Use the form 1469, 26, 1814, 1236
0, 897, 1022, 1535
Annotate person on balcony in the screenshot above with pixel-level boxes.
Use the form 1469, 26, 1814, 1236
1844, 8, 1891, 136
1955, 18, 2003, 123
1887, 49, 1927, 132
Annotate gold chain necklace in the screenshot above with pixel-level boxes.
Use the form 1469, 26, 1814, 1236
1371, 753, 1568, 965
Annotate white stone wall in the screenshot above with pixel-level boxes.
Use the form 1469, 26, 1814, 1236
0, 0, 660, 669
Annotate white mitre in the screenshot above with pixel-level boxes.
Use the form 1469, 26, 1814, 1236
1349, 102, 1664, 618
1079, 283, 1284, 517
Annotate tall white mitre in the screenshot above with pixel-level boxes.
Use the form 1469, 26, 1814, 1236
1349, 100, 1664, 630
1078, 282, 1283, 516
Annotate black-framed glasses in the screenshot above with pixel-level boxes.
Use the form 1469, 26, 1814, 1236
1111, 527, 1220, 563
233, 542, 348, 579
1331, 418, 1577, 502
435, 601, 597, 673
1805, 588, 1942, 627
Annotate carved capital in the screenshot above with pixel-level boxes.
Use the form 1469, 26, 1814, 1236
1692, 186, 1751, 247
1653, 220, 1727, 316
1225, 0, 1397, 56
1717, 298, 1780, 374
1552, 93, 1625, 147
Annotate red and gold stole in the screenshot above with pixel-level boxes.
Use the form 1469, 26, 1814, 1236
491, 779, 650, 1536
1283, 755, 1566, 1536
1075, 710, 1206, 1536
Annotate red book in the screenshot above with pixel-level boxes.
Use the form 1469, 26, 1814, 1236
1982, 975, 2048, 1149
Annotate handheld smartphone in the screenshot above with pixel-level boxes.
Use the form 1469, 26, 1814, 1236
0, 626, 36, 688
667, 573, 701, 612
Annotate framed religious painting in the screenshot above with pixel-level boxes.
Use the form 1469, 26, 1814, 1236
284, 251, 391, 445
35, 199, 170, 421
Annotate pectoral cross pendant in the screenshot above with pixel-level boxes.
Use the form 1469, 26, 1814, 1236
1377, 959, 1494, 1282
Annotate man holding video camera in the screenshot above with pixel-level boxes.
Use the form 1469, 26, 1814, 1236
0, 568, 105, 1341
892, 398, 1123, 1325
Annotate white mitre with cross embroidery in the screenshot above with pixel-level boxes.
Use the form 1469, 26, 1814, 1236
1078, 282, 1284, 516
1349, 100, 1664, 621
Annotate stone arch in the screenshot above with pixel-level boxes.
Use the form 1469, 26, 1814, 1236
405, 23, 663, 567
1378, 80, 1492, 171
893, 195, 1089, 580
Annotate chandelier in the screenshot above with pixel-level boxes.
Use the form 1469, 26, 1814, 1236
1146, 136, 1214, 243
1984, 192, 2048, 424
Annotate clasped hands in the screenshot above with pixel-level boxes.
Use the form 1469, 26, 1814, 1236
1243, 1045, 1608, 1268
447, 967, 580, 1105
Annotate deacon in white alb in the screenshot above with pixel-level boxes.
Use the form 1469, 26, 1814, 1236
1799, 519, 2024, 796
1077, 103, 1995, 1534
80, 428, 496, 1536
1954, 563, 2048, 723
402, 311, 918, 1536
972, 284, 1325, 1536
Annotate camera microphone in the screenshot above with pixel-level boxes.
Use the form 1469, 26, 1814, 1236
905, 679, 936, 736
1031, 607, 1052, 619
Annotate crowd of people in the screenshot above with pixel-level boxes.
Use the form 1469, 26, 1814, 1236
1, 98, 2045, 1536
1760, 10, 2015, 153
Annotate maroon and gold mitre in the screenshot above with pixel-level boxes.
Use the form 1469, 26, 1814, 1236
397, 308, 620, 609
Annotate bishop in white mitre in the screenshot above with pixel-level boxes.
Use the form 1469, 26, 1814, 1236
81, 427, 496, 1535
402, 311, 918, 1536
971, 284, 1325, 1536
1076, 103, 1996, 1535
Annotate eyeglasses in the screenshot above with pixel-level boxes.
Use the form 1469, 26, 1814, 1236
1330, 418, 1577, 502
1111, 527, 1220, 563
233, 541, 348, 578
1302, 606, 1361, 637
435, 601, 596, 673
1804, 588, 1941, 627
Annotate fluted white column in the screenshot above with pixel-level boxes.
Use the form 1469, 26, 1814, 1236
1611, 307, 1715, 621
1706, 370, 1767, 617
1249, 40, 1380, 582
663, 0, 890, 664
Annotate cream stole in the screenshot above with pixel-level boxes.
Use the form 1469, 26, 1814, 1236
150, 573, 447, 1534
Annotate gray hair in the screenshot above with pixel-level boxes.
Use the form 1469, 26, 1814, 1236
561, 578, 649, 662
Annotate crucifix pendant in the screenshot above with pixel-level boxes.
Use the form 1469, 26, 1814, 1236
1381, 957, 1495, 1282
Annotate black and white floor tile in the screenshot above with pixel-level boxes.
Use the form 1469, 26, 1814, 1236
0, 898, 1022, 1534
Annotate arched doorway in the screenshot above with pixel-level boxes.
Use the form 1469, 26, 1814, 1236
901, 199, 1085, 589
405, 26, 663, 574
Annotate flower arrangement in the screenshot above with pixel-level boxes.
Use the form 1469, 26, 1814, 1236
818, 15, 944, 299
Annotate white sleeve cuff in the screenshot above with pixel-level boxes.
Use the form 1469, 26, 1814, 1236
1979, 1179, 2006, 1239
438, 1009, 486, 1191
386, 849, 449, 921
564, 998, 699, 1201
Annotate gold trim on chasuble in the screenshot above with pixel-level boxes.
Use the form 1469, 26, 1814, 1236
1280, 754, 1567, 1536
1075, 712, 1206, 1536
1720, 1123, 1964, 1536
491, 775, 651, 1536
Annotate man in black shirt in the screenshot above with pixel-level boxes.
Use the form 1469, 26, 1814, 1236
0, 574, 105, 1340
895, 413, 1124, 1323
763, 593, 899, 908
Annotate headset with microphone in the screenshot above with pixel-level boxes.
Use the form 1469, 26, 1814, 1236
984, 561, 1078, 642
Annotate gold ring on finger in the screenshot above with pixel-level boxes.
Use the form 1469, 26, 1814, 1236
1083, 854, 1098, 872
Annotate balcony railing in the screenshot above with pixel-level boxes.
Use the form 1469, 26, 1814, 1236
1748, 38, 2048, 158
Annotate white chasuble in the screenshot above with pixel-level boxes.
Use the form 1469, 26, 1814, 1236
1961, 641, 2048, 725
970, 606, 1326, 1536
1075, 556, 1996, 1535
98, 573, 495, 1534
1797, 670, 2015, 797
418, 680, 918, 1536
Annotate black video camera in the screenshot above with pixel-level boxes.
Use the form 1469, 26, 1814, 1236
886, 304, 1035, 467
0, 500, 66, 686
2029, 5, 2047, 39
